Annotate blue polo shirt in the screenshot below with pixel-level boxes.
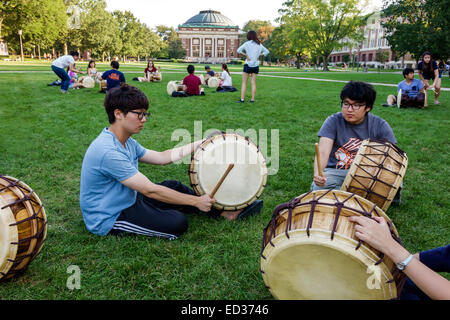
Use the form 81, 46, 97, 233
397, 79, 423, 98
80, 128, 146, 235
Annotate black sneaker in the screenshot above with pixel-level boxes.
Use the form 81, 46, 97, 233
237, 99, 244, 103
382, 104, 394, 107
250, 100, 255, 103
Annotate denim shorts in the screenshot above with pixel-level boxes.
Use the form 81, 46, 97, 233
243, 64, 259, 74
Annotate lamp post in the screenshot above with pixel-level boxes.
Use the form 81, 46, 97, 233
18, 29, 24, 62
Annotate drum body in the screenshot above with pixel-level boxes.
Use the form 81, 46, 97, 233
189, 133, 267, 210
199, 74, 205, 85
82, 76, 95, 88
340, 139, 408, 212
207, 77, 219, 88
0, 176, 47, 280
151, 72, 162, 82
167, 80, 183, 95
100, 80, 107, 92
261, 190, 405, 300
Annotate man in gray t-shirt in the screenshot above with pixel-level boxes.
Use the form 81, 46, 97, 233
312, 81, 397, 191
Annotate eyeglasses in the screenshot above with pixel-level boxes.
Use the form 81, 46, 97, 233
129, 111, 151, 120
341, 101, 366, 110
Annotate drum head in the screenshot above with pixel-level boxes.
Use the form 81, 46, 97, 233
199, 74, 205, 85
167, 81, 181, 95
190, 134, 267, 210
0, 197, 19, 279
82, 77, 95, 88
262, 230, 397, 300
397, 89, 402, 108
207, 77, 219, 88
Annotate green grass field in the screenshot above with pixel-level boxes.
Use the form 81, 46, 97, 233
0, 61, 448, 299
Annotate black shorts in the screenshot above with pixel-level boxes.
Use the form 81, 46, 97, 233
108, 180, 220, 239
243, 64, 259, 74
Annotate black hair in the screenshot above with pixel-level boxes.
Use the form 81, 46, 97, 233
70, 51, 79, 57
340, 81, 376, 111
88, 60, 96, 70
402, 67, 414, 78
104, 84, 149, 124
205, 65, 210, 70
222, 63, 230, 76
187, 64, 195, 74
420, 51, 433, 74
247, 30, 261, 44
111, 60, 119, 69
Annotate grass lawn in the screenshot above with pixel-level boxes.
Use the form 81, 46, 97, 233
0, 62, 448, 299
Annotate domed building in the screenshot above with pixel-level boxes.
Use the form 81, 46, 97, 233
177, 10, 241, 64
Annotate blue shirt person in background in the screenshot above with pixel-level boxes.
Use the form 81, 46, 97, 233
236, 30, 270, 103
101, 60, 126, 92
384, 68, 425, 108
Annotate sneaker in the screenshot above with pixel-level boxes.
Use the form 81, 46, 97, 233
250, 100, 255, 103
237, 99, 244, 103
238, 200, 263, 219
200, 91, 205, 96
382, 103, 394, 107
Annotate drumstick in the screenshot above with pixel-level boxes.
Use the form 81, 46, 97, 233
210, 163, 234, 198
315, 143, 323, 177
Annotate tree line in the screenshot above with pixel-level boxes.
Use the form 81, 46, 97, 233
0, 0, 186, 61
1, 0, 448, 66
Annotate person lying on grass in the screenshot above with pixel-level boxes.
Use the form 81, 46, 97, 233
80, 85, 262, 239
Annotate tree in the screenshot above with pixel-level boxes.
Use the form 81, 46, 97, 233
268, 24, 309, 68
167, 39, 186, 59
242, 20, 275, 43
381, 0, 450, 63
278, 0, 371, 70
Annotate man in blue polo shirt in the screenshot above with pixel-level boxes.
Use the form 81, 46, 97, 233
101, 60, 125, 92
384, 68, 425, 108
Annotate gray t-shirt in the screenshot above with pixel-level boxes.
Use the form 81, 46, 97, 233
318, 112, 397, 169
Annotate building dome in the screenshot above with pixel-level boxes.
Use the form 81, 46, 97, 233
181, 10, 237, 28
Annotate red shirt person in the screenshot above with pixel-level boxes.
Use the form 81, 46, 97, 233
182, 65, 203, 96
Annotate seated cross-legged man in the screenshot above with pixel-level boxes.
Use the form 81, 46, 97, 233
384, 68, 425, 108
80, 85, 262, 239
311, 81, 400, 199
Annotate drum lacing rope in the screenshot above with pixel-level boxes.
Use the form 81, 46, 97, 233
305, 190, 331, 237
329, 191, 353, 240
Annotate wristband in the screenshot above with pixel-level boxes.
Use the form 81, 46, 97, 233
396, 254, 414, 271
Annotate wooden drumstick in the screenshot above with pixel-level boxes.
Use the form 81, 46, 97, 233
315, 143, 323, 177
210, 163, 234, 198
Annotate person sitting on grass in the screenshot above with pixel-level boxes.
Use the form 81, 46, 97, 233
311, 81, 398, 194
216, 64, 237, 93
137, 60, 161, 82
383, 68, 425, 108
80, 85, 262, 238
67, 64, 87, 90
101, 60, 126, 93
173, 65, 205, 97
348, 215, 450, 300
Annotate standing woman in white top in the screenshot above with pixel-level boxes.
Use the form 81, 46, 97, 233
236, 30, 269, 103
51, 51, 84, 93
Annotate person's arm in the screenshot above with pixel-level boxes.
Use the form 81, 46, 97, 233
313, 136, 334, 187
348, 215, 450, 300
121, 172, 214, 212
260, 44, 270, 57
69, 62, 84, 74
138, 139, 204, 165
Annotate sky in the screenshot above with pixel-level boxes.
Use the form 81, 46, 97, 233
105, 0, 384, 30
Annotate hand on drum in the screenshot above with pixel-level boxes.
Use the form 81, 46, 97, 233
196, 194, 215, 212
313, 174, 326, 187
349, 216, 406, 262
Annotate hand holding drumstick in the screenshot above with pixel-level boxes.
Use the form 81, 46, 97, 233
313, 139, 333, 187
